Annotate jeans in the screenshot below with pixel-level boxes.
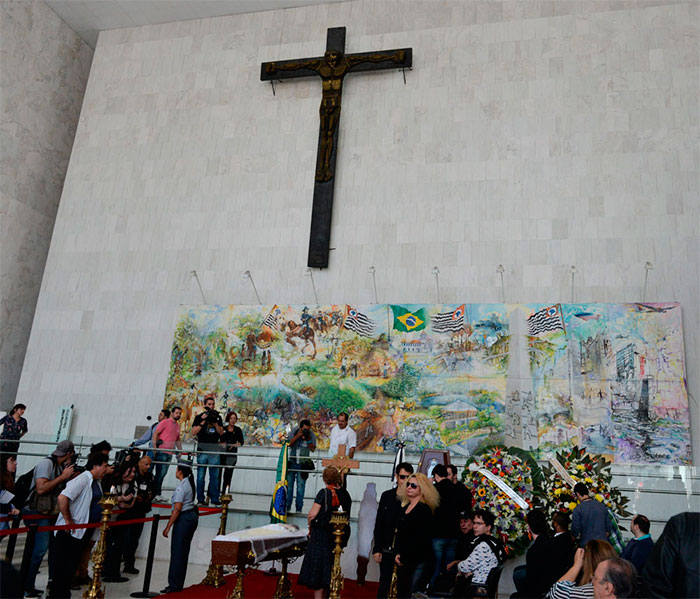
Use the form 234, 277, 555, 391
286, 466, 307, 512
512, 564, 527, 594
397, 561, 426, 598
153, 452, 172, 496
22, 511, 55, 592
196, 451, 220, 503
430, 537, 457, 587
167, 510, 198, 591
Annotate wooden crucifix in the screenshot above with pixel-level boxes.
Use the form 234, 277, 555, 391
261, 27, 412, 269
321, 444, 360, 482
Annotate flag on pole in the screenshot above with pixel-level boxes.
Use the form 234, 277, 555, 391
343, 306, 375, 337
269, 442, 289, 523
527, 304, 565, 336
431, 304, 466, 333
263, 305, 281, 331
391, 305, 427, 332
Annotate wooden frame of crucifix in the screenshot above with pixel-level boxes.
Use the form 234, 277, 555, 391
261, 27, 412, 269
321, 443, 360, 482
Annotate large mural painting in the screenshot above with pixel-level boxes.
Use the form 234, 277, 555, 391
164, 303, 691, 465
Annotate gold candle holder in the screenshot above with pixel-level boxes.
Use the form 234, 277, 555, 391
201, 492, 233, 587
84, 493, 118, 599
329, 510, 349, 599
388, 562, 399, 599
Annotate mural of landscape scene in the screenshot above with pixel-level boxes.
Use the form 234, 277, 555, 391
164, 302, 691, 465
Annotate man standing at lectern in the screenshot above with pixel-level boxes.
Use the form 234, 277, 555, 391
329, 412, 356, 458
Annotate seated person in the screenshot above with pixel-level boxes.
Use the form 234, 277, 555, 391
454, 509, 504, 596
456, 510, 475, 559
511, 509, 557, 598
438, 511, 475, 594
620, 514, 653, 572
592, 557, 637, 599
546, 539, 616, 599
552, 512, 576, 580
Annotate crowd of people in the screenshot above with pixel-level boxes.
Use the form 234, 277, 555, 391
1, 404, 698, 599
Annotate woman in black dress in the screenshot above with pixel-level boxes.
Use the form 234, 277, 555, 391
298, 466, 351, 599
394, 472, 439, 598
219, 411, 244, 494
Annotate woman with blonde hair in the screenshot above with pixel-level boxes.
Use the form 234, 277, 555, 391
394, 473, 439, 598
546, 539, 617, 598
298, 466, 351, 599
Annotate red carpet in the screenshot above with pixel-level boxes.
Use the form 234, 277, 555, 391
159, 569, 379, 598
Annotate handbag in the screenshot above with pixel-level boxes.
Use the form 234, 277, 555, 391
299, 458, 314, 480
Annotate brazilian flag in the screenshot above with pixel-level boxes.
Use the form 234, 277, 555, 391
391, 305, 427, 332
270, 442, 288, 523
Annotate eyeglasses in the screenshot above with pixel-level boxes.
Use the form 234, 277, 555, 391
398, 474, 409, 480
406, 482, 419, 489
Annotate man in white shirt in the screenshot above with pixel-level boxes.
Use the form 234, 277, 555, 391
51, 453, 110, 599
328, 412, 357, 458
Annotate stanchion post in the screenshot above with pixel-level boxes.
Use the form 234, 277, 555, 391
130, 514, 160, 599
4, 514, 22, 562
201, 492, 233, 587
84, 493, 118, 599
329, 510, 349, 599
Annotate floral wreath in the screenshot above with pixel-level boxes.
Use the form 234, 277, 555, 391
539, 445, 630, 521
463, 445, 542, 557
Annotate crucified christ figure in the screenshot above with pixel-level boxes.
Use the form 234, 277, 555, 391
265, 49, 406, 182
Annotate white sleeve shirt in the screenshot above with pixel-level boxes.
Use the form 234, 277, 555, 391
328, 424, 357, 456
55, 471, 95, 539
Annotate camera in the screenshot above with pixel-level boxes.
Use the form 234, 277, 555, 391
302, 428, 312, 440
113, 447, 140, 470
205, 409, 220, 424
70, 454, 85, 474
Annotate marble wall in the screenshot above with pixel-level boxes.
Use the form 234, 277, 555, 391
17, 0, 699, 461
1, 1, 93, 410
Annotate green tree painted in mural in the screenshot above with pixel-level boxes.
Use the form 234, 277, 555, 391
311, 382, 365, 414
381, 364, 420, 399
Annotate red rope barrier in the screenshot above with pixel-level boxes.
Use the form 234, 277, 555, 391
0, 505, 221, 536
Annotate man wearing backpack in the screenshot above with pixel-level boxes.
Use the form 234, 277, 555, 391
22, 440, 76, 598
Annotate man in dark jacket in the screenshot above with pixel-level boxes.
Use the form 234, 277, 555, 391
372, 461, 413, 599
429, 464, 461, 590
571, 482, 613, 547
511, 510, 557, 598
447, 464, 473, 513
551, 511, 576, 579
620, 514, 653, 572
641, 512, 698, 598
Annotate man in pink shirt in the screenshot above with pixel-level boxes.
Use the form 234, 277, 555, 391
152, 406, 182, 500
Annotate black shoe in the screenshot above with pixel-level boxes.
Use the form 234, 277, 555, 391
102, 576, 129, 583
24, 590, 43, 598
123, 566, 139, 575
160, 588, 180, 594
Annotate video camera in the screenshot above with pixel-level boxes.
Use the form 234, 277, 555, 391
205, 408, 220, 424
113, 447, 141, 470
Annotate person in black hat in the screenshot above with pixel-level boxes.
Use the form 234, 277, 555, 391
160, 459, 198, 594
23, 440, 76, 598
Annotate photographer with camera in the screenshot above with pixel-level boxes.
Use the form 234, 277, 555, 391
287, 419, 316, 514
190, 394, 224, 506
